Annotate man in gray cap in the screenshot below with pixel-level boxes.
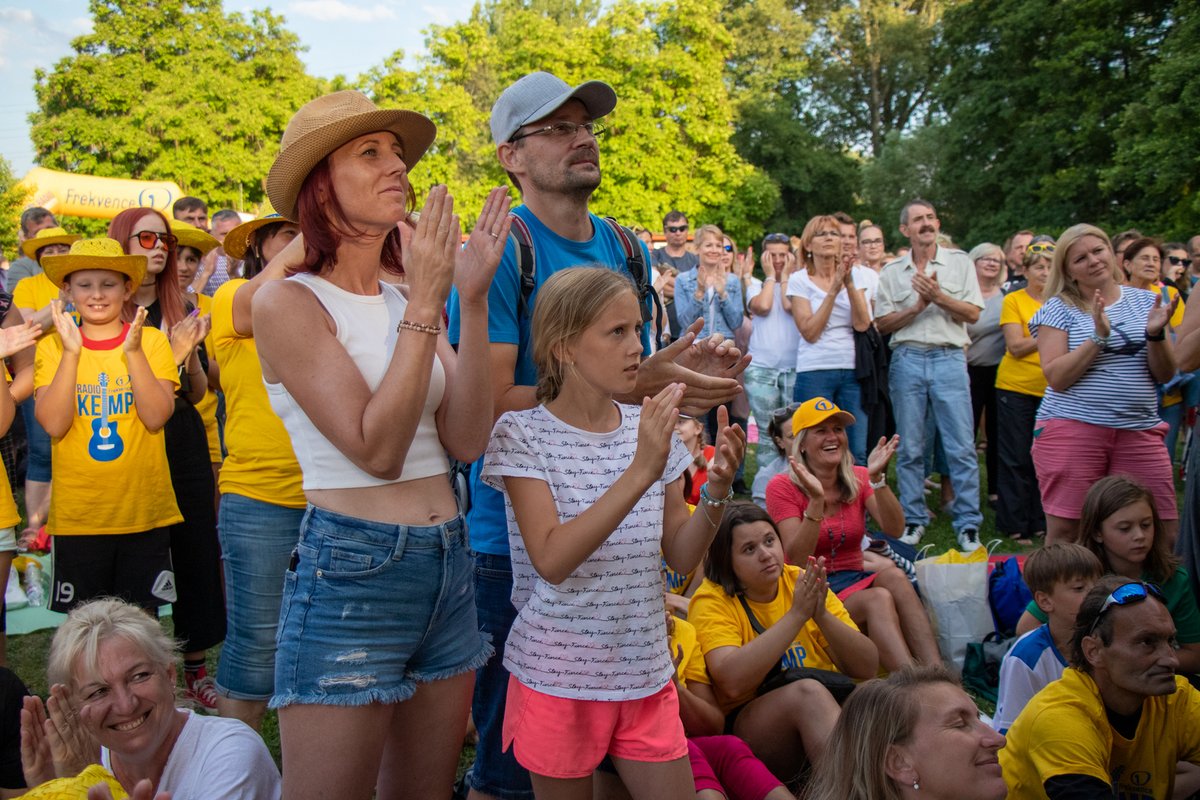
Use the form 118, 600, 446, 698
448, 71, 748, 800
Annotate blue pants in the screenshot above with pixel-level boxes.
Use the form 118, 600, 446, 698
793, 368, 867, 464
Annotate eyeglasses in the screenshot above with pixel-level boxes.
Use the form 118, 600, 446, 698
976, 256, 1003, 266
763, 233, 790, 245
1087, 582, 1166, 636
1026, 242, 1056, 256
509, 121, 605, 144
1168, 256, 1193, 268
860, 238, 884, 246
813, 230, 841, 239
666, 225, 688, 234
130, 231, 177, 250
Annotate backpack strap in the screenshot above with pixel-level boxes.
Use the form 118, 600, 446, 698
510, 213, 536, 322
601, 217, 665, 343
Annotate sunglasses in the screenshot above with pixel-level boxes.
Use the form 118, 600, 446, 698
763, 233, 790, 245
723, 245, 733, 252
771, 403, 802, 426
1026, 241, 1056, 256
666, 225, 688, 234
130, 230, 177, 250
1087, 582, 1166, 636
1168, 256, 1193, 268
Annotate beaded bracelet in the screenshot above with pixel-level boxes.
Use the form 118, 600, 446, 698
397, 319, 442, 335
699, 482, 734, 507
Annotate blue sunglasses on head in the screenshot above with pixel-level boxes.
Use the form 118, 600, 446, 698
1087, 582, 1165, 636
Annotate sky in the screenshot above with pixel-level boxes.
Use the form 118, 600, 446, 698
0, 0, 474, 178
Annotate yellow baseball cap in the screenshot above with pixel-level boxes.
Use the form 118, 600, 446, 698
791, 397, 856, 436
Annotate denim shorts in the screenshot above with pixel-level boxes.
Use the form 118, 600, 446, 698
215, 493, 304, 701
270, 505, 493, 709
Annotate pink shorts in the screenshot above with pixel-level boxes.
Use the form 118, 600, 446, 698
502, 677, 688, 779
1031, 418, 1178, 520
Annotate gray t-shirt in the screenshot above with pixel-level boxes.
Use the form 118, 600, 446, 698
5, 257, 41, 291
651, 248, 698, 273
967, 291, 1006, 366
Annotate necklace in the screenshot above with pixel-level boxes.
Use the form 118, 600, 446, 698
825, 501, 846, 562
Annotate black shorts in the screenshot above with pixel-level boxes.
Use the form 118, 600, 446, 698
50, 529, 175, 613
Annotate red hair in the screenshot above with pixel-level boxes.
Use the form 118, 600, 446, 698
107, 208, 188, 329
295, 157, 407, 277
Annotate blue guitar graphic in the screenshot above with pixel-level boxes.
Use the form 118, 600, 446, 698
88, 373, 124, 462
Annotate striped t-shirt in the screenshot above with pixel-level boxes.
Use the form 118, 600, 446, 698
1029, 286, 1161, 430
483, 402, 691, 701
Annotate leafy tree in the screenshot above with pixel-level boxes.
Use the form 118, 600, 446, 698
805, 0, 950, 157
0, 157, 33, 262
30, 0, 322, 211
935, 0, 1176, 244
859, 124, 948, 246
365, 0, 777, 244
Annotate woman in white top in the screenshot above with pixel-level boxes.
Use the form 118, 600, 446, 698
252, 90, 510, 800
788, 214, 874, 464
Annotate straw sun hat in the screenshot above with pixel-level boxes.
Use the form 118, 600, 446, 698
21, 227, 82, 261
266, 90, 436, 223
41, 238, 147, 288
169, 220, 219, 255
222, 200, 289, 261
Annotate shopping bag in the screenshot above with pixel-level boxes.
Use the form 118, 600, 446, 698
914, 547, 995, 668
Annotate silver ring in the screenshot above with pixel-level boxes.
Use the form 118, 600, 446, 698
489, 232, 499, 239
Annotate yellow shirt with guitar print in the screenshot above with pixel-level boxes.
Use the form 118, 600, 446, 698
34, 324, 183, 535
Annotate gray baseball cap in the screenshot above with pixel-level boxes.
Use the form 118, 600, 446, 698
490, 71, 617, 146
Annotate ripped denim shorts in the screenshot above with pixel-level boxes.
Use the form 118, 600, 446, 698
270, 505, 493, 709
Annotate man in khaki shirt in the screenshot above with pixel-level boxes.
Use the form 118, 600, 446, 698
875, 199, 984, 551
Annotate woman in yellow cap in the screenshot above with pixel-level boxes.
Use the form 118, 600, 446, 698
203, 204, 302, 731
34, 238, 181, 613
764, 397, 939, 670
253, 90, 512, 799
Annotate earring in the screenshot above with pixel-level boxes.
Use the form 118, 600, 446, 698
912, 780, 920, 790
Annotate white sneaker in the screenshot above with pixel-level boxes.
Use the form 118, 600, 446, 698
5, 567, 27, 610
900, 524, 925, 546
957, 528, 981, 553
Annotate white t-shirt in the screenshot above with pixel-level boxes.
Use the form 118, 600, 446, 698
746, 277, 801, 371
786, 266, 876, 372
482, 402, 691, 701
101, 710, 281, 799
993, 624, 1067, 734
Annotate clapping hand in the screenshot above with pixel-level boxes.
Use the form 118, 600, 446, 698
50, 299, 81, 355
122, 306, 149, 353
0, 320, 40, 358
788, 456, 824, 501
406, 185, 460, 311
704, 404, 746, 497
21, 687, 100, 785
1146, 292, 1178, 338
866, 435, 900, 481
789, 556, 828, 623
632, 383, 685, 483
1091, 289, 1111, 338
456, 186, 512, 303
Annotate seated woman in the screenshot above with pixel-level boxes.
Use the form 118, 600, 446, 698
765, 398, 939, 670
688, 503, 878, 785
804, 665, 1006, 800
20, 597, 280, 799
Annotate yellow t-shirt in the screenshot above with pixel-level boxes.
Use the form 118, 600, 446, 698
0, 377, 21, 529
1000, 667, 1200, 799
210, 279, 305, 507
670, 616, 711, 688
13, 272, 60, 313
34, 325, 183, 535
996, 289, 1047, 397
18, 764, 127, 800
191, 293, 222, 462
688, 564, 859, 712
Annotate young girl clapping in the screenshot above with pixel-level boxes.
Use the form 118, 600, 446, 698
483, 267, 746, 799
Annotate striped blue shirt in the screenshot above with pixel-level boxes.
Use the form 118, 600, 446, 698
1030, 286, 1161, 430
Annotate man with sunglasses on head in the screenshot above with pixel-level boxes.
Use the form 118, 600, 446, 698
446, 70, 749, 800
1004, 229, 1035, 292
652, 210, 698, 340
1001, 576, 1200, 800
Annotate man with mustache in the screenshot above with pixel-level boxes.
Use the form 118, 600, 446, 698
447, 70, 749, 800
1000, 577, 1200, 799
874, 198, 984, 551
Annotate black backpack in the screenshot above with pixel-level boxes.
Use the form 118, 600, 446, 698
509, 213, 665, 343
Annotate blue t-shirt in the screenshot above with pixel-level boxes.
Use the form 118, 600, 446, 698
447, 205, 651, 555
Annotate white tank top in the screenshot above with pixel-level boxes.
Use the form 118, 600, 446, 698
264, 272, 448, 490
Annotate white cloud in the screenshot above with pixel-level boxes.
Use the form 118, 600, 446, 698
0, 9, 36, 25
290, 0, 396, 22
420, 4, 454, 25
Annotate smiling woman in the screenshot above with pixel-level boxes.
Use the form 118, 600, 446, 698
19, 598, 279, 799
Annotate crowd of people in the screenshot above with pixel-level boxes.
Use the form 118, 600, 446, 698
0, 68, 1199, 800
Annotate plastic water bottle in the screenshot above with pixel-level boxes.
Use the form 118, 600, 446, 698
23, 563, 44, 607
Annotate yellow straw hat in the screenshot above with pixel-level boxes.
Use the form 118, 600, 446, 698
222, 201, 291, 260
791, 397, 856, 437
20, 227, 82, 261
169, 219, 219, 255
266, 90, 436, 222
41, 238, 147, 288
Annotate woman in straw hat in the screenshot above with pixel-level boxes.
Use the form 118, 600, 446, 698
204, 204, 303, 730
107, 207, 225, 711
34, 238, 182, 615
253, 90, 512, 800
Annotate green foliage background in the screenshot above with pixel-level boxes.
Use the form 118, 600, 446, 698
4, 0, 1198, 260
